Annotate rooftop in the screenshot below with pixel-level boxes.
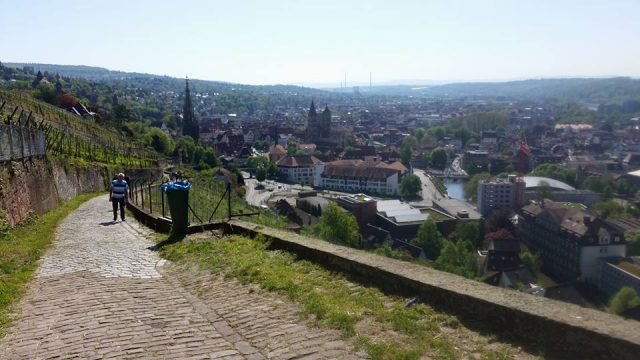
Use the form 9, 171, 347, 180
522, 176, 576, 191
610, 258, 640, 278
377, 200, 428, 224
337, 193, 376, 204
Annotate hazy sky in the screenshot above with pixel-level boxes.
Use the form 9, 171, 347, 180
2, 0, 639, 85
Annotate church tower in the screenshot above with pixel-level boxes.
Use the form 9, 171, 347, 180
306, 100, 318, 141
321, 105, 331, 138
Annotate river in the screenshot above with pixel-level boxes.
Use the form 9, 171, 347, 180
443, 179, 466, 201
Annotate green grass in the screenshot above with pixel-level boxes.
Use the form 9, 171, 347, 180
0, 192, 101, 337
159, 234, 516, 359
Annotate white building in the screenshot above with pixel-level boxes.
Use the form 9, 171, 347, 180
314, 159, 407, 195
276, 155, 322, 185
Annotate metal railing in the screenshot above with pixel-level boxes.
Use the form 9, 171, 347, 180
0, 124, 46, 161
128, 177, 257, 225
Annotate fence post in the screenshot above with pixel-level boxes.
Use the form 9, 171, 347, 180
161, 188, 165, 217
7, 125, 14, 160
140, 180, 145, 210
19, 126, 25, 161
227, 182, 231, 220
148, 183, 153, 213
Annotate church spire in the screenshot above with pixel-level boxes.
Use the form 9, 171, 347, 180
309, 100, 317, 117
182, 77, 199, 141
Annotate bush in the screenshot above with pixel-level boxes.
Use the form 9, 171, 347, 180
608, 287, 640, 315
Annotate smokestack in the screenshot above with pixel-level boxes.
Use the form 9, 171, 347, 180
370, 72, 372, 89
344, 73, 347, 88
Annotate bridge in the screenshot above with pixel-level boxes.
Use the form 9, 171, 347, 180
431, 168, 469, 180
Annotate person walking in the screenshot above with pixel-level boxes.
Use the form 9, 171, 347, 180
109, 173, 129, 221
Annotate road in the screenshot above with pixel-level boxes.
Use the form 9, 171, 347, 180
243, 174, 357, 207
0, 196, 365, 359
413, 169, 445, 206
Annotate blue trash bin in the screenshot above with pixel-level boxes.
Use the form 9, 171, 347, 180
161, 181, 191, 233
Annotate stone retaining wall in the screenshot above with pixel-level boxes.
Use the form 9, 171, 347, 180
0, 158, 108, 225
0, 159, 163, 226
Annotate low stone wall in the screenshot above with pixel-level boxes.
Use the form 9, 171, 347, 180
226, 219, 640, 360
126, 201, 172, 233
120, 205, 640, 358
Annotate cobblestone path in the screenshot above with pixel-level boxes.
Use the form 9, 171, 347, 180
0, 196, 366, 359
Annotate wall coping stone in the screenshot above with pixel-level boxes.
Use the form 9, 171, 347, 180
228, 219, 640, 359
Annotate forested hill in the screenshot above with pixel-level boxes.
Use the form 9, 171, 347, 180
1, 62, 347, 121
376, 77, 640, 104
4, 62, 328, 97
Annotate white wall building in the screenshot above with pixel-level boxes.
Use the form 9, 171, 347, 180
276, 155, 321, 185
314, 159, 406, 195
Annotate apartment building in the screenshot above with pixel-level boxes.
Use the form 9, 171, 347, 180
477, 175, 526, 216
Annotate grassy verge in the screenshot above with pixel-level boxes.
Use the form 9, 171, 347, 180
160, 234, 517, 359
0, 193, 101, 337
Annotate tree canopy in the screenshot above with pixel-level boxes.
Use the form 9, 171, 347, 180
312, 203, 360, 247
430, 147, 448, 170
412, 219, 444, 260
400, 175, 422, 198
435, 240, 477, 279
608, 287, 640, 315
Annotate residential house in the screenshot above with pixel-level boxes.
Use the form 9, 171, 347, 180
315, 159, 407, 195
517, 200, 626, 283
277, 155, 322, 185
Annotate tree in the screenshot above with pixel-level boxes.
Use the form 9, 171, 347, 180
435, 240, 477, 278
182, 78, 200, 141
464, 172, 491, 202
430, 147, 448, 170
427, 126, 447, 140
144, 127, 175, 156
312, 203, 360, 247
55, 80, 63, 94
35, 82, 56, 103
176, 135, 196, 163
255, 167, 267, 182
453, 126, 472, 145
626, 230, 640, 257
401, 175, 422, 198
32, 70, 43, 88
412, 219, 444, 259
530, 164, 577, 187
608, 287, 640, 315
593, 200, 639, 220
202, 148, 220, 167
400, 135, 417, 165
536, 181, 553, 200
451, 220, 484, 247
521, 249, 541, 276
246, 155, 270, 171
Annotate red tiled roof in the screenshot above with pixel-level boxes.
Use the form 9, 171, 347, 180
270, 144, 286, 155
277, 155, 322, 167
384, 161, 408, 173
323, 160, 400, 180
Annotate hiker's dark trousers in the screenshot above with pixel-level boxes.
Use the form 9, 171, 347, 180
112, 198, 126, 220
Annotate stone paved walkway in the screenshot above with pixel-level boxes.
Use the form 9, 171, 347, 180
0, 196, 366, 359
